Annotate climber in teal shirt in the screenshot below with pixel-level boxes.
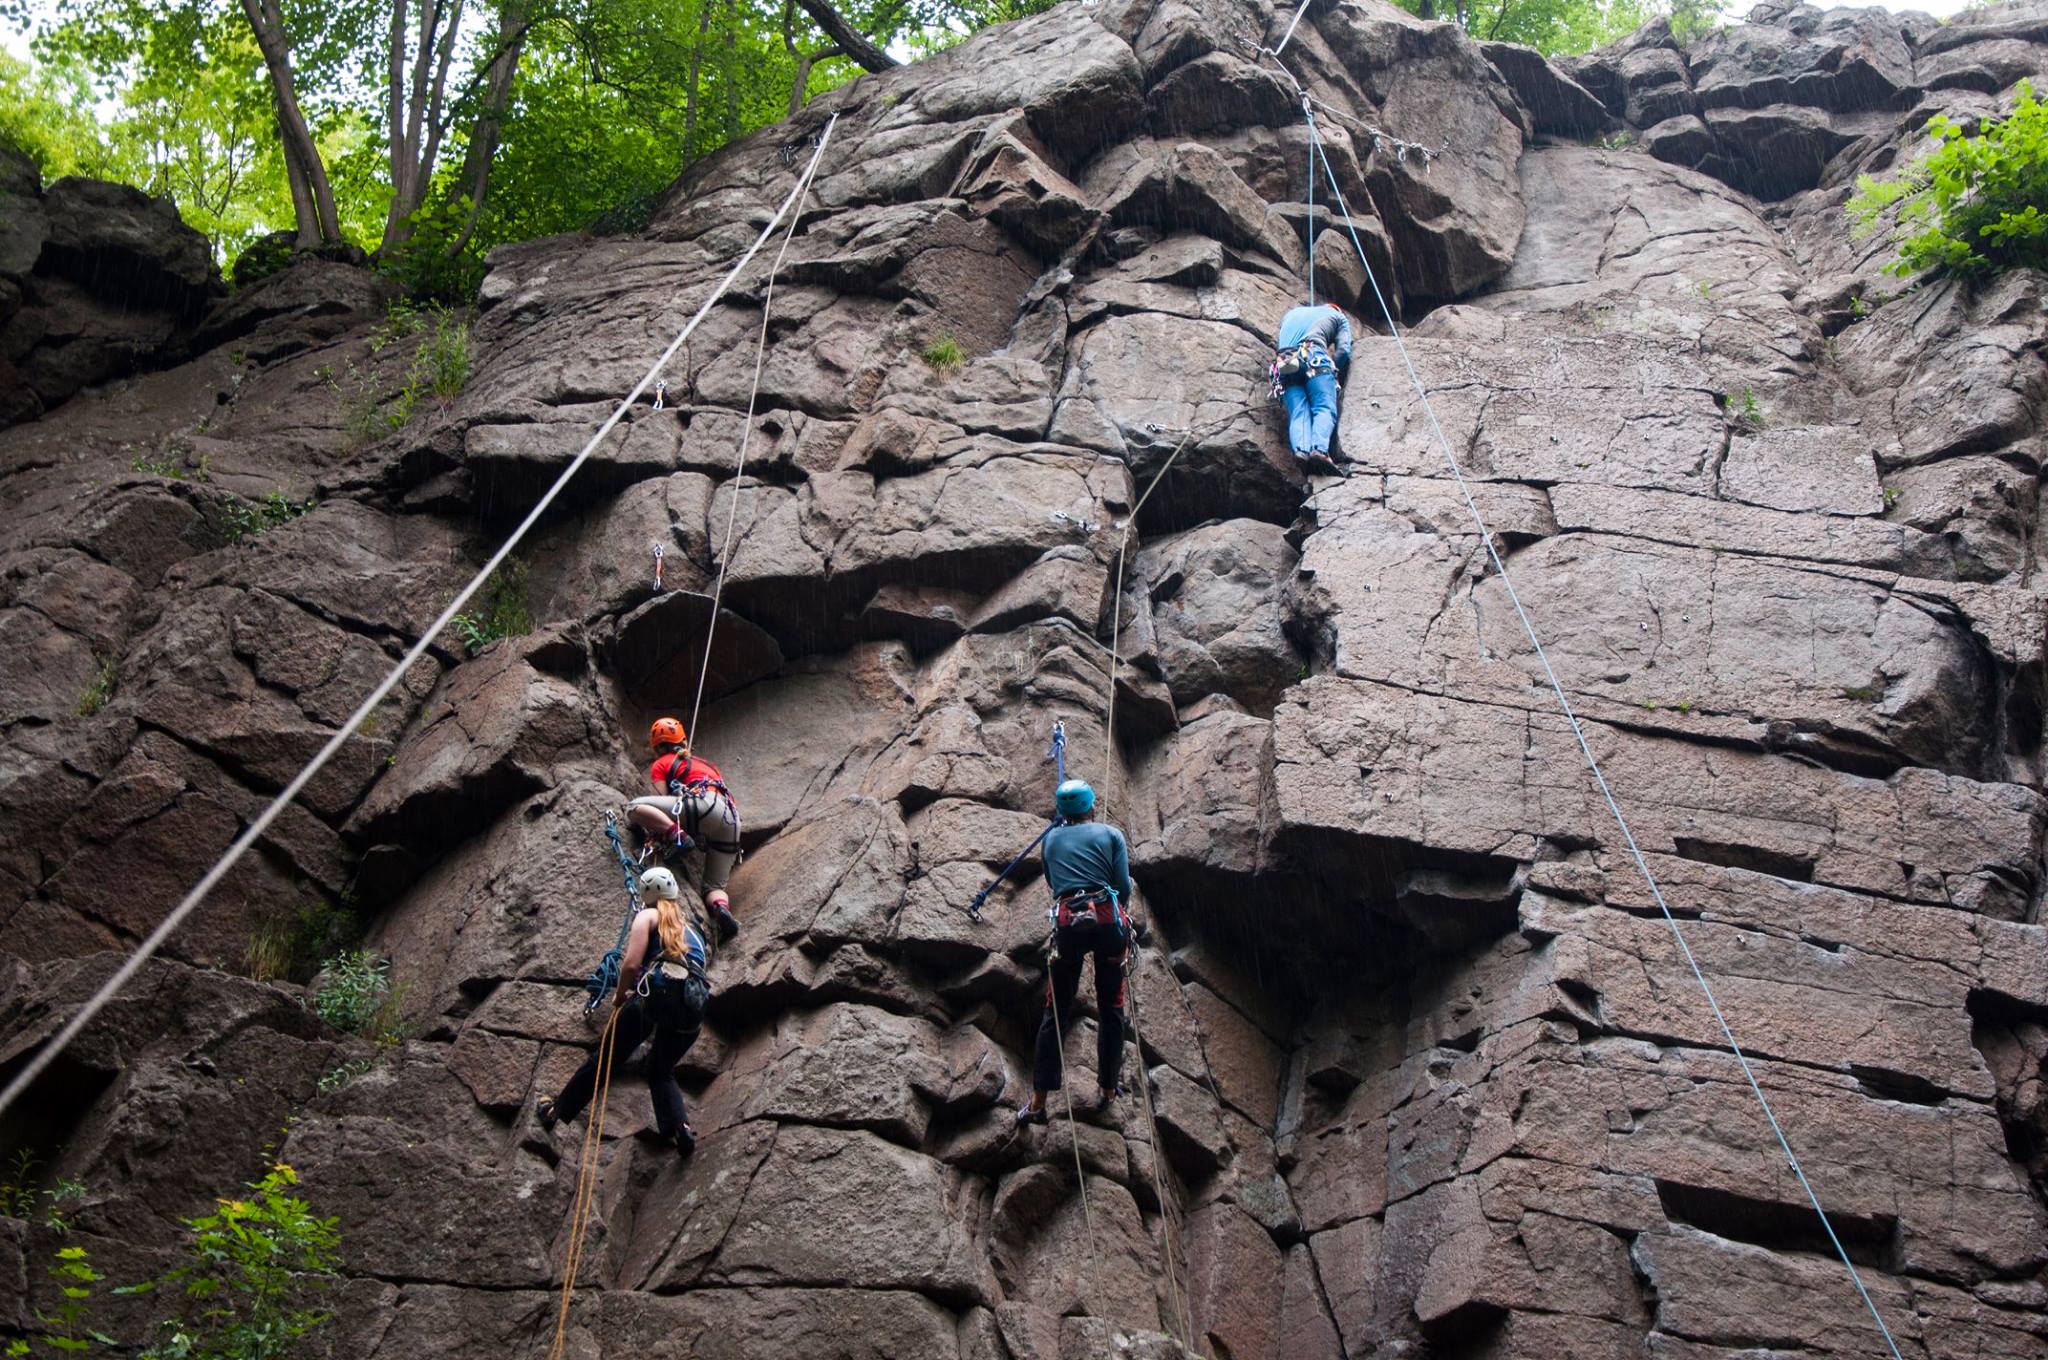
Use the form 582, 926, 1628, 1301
1272, 302, 1353, 474
1015, 779, 1139, 1129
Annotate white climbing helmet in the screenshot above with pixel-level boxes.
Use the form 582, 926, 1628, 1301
640, 867, 680, 901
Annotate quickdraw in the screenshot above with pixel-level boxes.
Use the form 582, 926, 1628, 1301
968, 720, 1067, 922
652, 541, 666, 590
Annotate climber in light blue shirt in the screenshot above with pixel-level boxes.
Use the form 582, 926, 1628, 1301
1271, 302, 1354, 473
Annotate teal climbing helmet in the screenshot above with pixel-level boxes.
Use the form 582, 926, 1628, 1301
1055, 779, 1095, 817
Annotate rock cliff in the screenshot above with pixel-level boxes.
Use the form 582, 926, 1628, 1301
3, 1, 2048, 1358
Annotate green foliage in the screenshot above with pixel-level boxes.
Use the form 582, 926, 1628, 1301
309, 951, 390, 1035
6, 0, 1060, 289
228, 233, 294, 291
450, 558, 531, 655
8, 1243, 114, 1355
74, 658, 115, 717
1841, 683, 1881, 702
1592, 130, 1633, 151
314, 1057, 376, 1096
1724, 385, 1764, 431
1667, 0, 1722, 46
220, 491, 313, 545
129, 1163, 340, 1360
244, 898, 358, 984
1848, 295, 1871, 319
1849, 81, 2048, 278
920, 334, 964, 371
1390, 0, 1652, 55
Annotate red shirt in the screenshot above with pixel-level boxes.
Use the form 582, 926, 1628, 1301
649, 752, 724, 796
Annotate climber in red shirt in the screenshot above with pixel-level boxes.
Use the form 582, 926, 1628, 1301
627, 717, 743, 943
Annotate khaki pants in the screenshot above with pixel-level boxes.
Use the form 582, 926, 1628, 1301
627, 790, 741, 893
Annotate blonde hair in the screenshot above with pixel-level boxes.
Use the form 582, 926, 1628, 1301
653, 897, 691, 962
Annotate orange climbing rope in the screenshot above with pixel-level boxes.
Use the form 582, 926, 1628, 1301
547, 1005, 622, 1360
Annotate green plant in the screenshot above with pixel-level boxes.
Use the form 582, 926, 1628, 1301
1725, 386, 1764, 431
1849, 80, 2048, 278
409, 307, 471, 404
1643, 699, 1660, 712
1882, 486, 1903, 509
449, 559, 531, 656
126, 1163, 339, 1360
1, 1148, 41, 1217
314, 1058, 376, 1096
245, 899, 359, 984
1696, 279, 1716, 301
75, 659, 116, 718
1841, 684, 1882, 702
220, 491, 313, 545
131, 454, 189, 480
1592, 130, 1633, 152
1848, 295, 1871, 319
919, 334, 964, 372
7, 1243, 114, 1355
309, 951, 389, 1035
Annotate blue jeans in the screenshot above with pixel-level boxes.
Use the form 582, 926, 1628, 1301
1281, 370, 1339, 455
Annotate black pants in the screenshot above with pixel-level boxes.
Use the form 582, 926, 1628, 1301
1032, 921, 1128, 1094
555, 977, 705, 1138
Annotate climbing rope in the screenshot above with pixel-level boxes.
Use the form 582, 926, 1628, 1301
1269, 0, 1316, 57
1122, 958, 1195, 1350
1042, 935, 1099, 1259
0, 125, 846, 1124
686, 114, 839, 744
1285, 77, 1908, 1360
1095, 400, 1256, 805
547, 1004, 621, 1360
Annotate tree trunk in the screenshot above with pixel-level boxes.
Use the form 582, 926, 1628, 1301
380, 0, 468, 257
684, 0, 711, 160
791, 0, 896, 73
239, 0, 342, 247
782, 0, 843, 117
446, 0, 529, 257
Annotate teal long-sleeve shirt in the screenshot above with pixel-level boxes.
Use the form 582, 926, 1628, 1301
1275, 303, 1353, 370
1042, 819, 1131, 901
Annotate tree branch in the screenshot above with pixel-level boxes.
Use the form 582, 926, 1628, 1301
792, 0, 896, 73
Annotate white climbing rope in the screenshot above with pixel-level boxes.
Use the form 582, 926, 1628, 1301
1269, 0, 1317, 57
1294, 99, 1908, 1360
0, 122, 843, 1123
686, 114, 838, 743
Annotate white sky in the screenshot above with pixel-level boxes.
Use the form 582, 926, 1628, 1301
0, 0, 2000, 68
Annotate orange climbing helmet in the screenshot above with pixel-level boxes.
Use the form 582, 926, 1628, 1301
649, 717, 687, 750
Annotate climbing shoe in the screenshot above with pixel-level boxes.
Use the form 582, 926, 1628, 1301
1297, 451, 1348, 478
536, 1096, 560, 1131
673, 1123, 698, 1160
1013, 1103, 1050, 1130
1090, 1084, 1124, 1116
709, 899, 741, 944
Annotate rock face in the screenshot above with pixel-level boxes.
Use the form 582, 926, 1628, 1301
3, 3, 2048, 1360
0, 155, 227, 427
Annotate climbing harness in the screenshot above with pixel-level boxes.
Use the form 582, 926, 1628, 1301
967, 721, 1068, 922
586, 813, 645, 1013
1260, 45, 1909, 1360
0, 119, 846, 1124
686, 116, 838, 746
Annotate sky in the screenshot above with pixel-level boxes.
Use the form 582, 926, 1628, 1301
0, 0, 2000, 65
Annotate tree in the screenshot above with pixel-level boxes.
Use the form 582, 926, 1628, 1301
1396, 0, 1658, 55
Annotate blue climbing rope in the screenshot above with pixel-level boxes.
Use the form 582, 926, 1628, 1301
585, 811, 644, 1012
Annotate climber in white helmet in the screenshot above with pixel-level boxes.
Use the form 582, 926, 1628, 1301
538, 865, 709, 1159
